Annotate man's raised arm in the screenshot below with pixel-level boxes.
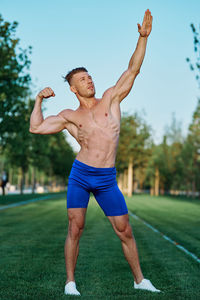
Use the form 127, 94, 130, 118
29, 87, 67, 134
111, 9, 153, 103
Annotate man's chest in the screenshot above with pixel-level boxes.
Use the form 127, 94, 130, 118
76, 103, 120, 134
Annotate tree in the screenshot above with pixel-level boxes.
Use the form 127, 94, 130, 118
186, 23, 200, 88
0, 14, 75, 194
145, 138, 170, 195
5, 100, 32, 193
185, 22, 200, 196
0, 14, 32, 148
187, 100, 200, 195
164, 113, 183, 145
164, 113, 184, 191
47, 132, 75, 184
116, 112, 151, 196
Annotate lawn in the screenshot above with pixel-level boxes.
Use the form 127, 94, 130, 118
0, 193, 199, 299
0, 191, 66, 206
126, 194, 200, 256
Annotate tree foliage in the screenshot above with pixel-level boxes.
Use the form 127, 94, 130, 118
116, 112, 152, 173
186, 23, 200, 87
0, 14, 75, 193
0, 14, 32, 147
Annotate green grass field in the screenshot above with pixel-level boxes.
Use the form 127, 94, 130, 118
0, 191, 65, 206
0, 193, 199, 299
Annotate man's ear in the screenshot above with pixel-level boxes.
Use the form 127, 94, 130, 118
70, 85, 77, 94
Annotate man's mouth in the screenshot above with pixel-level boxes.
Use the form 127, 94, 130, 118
88, 85, 94, 90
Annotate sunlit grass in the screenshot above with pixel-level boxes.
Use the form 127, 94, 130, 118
0, 194, 199, 299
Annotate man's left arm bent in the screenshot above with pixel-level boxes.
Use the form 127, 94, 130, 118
109, 9, 153, 103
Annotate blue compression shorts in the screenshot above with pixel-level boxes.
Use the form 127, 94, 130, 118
67, 159, 128, 216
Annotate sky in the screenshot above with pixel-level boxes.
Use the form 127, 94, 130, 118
1, 0, 200, 151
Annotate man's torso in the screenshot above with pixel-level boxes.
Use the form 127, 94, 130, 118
62, 90, 121, 167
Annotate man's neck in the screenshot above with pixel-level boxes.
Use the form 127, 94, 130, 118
78, 96, 98, 110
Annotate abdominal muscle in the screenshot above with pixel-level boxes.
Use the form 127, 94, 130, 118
75, 120, 120, 168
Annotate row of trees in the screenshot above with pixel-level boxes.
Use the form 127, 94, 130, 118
116, 100, 200, 197
0, 14, 75, 193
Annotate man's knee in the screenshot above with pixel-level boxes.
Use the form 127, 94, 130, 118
67, 215, 85, 240
114, 221, 133, 242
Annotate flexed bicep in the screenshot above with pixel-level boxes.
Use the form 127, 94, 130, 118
30, 114, 66, 135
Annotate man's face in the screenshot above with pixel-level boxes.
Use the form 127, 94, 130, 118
70, 72, 95, 98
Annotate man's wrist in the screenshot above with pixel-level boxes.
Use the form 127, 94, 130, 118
139, 34, 148, 39
36, 94, 43, 102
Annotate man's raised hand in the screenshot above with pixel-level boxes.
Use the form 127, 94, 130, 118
137, 9, 153, 37
37, 87, 55, 100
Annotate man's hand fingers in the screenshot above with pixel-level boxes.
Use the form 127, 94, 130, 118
143, 10, 148, 22
147, 12, 150, 22
44, 92, 49, 98
48, 88, 55, 96
47, 87, 54, 95
49, 89, 55, 96
148, 11, 152, 22
44, 87, 55, 97
143, 9, 151, 24
138, 9, 153, 37
38, 87, 55, 99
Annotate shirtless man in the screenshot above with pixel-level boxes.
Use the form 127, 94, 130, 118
30, 9, 160, 296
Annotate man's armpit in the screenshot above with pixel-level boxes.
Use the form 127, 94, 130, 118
58, 109, 74, 123
65, 122, 78, 139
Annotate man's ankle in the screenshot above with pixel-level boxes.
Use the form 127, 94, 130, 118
66, 279, 75, 284
135, 276, 144, 284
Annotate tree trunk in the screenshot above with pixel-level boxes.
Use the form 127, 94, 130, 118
127, 157, 133, 197
139, 179, 144, 191
155, 167, 160, 196
20, 167, 25, 194
160, 183, 165, 195
25, 171, 29, 190
18, 168, 21, 192
41, 173, 45, 186
9, 168, 13, 185
150, 187, 154, 196
31, 166, 36, 194
123, 169, 127, 195
192, 179, 196, 198
117, 173, 123, 192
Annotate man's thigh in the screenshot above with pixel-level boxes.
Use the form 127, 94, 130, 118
93, 184, 128, 217
67, 182, 89, 230
67, 182, 90, 209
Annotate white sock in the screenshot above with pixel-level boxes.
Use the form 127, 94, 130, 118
134, 278, 161, 292
64, 281, 81, 296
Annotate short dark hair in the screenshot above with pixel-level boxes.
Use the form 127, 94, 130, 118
63, 67, 88, 85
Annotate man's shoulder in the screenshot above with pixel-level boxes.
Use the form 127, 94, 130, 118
58, 109, 75, 121
102, 87, 114, 99
101, 87, 120, 109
